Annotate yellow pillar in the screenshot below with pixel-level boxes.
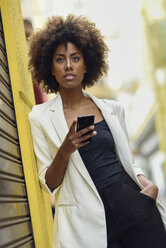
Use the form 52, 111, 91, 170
0, 0, 53, 247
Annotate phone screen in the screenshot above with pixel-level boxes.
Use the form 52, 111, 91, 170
77, 115, 95, 142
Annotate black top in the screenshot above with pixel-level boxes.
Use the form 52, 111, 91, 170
78, 119, 124, 189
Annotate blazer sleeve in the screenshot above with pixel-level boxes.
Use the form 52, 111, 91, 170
104, 99, 145, 176
115, 101, 145, 176
29, 108, 61, 196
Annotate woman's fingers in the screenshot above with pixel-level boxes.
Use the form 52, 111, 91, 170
75, 125, 97, 146
76, 125, 95, 137
78, 130, 97, 143
64, 121, 96, 154
69, 120, 95, 137
77, 130, 97, 148
77, 141, 90, 148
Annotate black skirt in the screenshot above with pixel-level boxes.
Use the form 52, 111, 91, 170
98, 170, 166, 248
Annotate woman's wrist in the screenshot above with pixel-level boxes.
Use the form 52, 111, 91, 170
137, 174, 158, 200
137, 174, 151, 187
59, 144, 71, 159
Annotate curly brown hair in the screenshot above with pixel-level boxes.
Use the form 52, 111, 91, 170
28, 15, 109, 93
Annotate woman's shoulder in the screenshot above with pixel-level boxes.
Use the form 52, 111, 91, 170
102, 98, 124, 114
85, 92, 123, 113
29, 97, 56, 121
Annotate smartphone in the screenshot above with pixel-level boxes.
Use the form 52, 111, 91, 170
76, 115, 95, 142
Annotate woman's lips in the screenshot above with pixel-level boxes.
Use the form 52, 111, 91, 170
64, 74, 75, 80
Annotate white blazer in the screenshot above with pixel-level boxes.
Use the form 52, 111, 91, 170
29, 92, 166, 248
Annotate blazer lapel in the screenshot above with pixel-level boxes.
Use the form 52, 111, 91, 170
89, 93, 134, 174
49, 94, 69, 145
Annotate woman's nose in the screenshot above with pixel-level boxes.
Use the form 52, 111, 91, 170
65, 59, 73, 70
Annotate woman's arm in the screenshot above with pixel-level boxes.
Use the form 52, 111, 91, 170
45, 120, 96, 191
45, 146, 70, 191
137, 174, 158, 200
29, 111, 96, 194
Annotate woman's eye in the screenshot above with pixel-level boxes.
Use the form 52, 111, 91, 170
56, 57, 64, 63
72, 56, 80, 62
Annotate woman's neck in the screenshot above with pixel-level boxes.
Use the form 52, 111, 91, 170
60, 88, 87, 109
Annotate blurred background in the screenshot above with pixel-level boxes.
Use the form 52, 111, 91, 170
21, 0, 166, 201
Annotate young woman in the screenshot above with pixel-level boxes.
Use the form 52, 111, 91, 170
28, 15, 166, 248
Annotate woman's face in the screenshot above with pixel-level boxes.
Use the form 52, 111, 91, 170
52, 42, 86, 91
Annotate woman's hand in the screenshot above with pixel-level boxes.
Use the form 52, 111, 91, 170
60, 119, 97, 156
46, 120, 96, 190
137, 174, 158, 201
